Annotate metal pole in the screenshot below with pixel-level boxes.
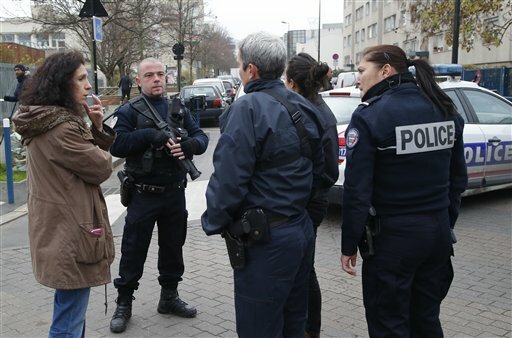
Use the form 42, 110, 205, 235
3, 118, 14, 204
318, 0, 321, 61
452, 0, 460, 64
89, 0, 99, 95
177, 58, 182, 92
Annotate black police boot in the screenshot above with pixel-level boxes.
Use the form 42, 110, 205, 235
110, 295, 133, 333
157, 288, 197, 318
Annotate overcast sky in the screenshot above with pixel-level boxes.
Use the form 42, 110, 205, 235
1, 0, 343, 42
205, 0, 343, 41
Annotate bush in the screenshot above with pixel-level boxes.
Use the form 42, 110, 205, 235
0, 163, 26, 182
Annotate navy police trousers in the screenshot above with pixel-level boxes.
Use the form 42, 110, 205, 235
233, 212, 314, 338
362, 209, 454, 338
114, 186, 187, 294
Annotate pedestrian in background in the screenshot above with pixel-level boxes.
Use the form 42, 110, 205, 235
109, 58, 208, 333
4, 63, 30, 103
340, 44, 467, 337
201, 31, 325, 338
285, 52, 339, 338
12, 50, 116, 338
118, 71, 133, 104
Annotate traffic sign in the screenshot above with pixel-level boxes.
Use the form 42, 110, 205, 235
93, 16, 103, 42
173, 43, 185, 56
332, 53, 339, 60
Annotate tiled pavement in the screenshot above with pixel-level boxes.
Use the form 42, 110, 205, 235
1, 188, 511, 337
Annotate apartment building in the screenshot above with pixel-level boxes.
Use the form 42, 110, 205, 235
342, 0, 512, 70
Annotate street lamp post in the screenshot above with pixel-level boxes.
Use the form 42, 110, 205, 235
318, 0, 321, 61
281, 21, 290, 60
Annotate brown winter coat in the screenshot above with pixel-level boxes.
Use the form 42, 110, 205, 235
12, 105, 116, 289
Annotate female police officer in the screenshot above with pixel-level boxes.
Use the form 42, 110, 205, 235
340, 45, 468, 337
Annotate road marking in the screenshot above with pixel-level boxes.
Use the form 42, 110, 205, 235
104, 180, 208, 225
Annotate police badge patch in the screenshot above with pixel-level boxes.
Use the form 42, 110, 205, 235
346, 128, 359, 148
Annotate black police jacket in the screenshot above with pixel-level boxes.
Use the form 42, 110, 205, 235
110, 94, 208, 185
341, 75, 468, 256
201, 79, 325, 235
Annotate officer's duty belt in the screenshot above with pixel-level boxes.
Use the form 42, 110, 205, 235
135, 180, 185, 193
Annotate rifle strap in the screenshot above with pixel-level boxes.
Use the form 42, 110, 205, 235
257, 90, 313, 171
138, 96, 169, 131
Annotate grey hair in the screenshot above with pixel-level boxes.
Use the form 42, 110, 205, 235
137, 57, 162, 74
238, 31, 287, 80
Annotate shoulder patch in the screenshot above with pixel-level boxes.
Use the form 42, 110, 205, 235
109, 116, 118, 128
346, 128, 360, 148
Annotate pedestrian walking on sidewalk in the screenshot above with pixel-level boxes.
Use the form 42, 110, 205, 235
118, 71, 132, 104
3, 63, 30, 103
340, 44, 467, 337
12, 50, 116, 338
109, 57, 208, 333
202, 31, 325, 338
285, 52, 339, 338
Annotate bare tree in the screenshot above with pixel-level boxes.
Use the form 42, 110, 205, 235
411, 0, 512, 52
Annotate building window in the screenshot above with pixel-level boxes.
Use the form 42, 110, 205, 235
347, 34, 352, 47
433, 33, 444, 53
355, 30, 360, 44
343, 36, 347, 48
483, 17, 499, 45
384, 15, 396, 33
372, 0, 378, 12
361, 28, 365, 41
356, 52, 362, 64
404, 38, 417, 55
345, 14, 352, 26
0, 34, 15, 42
18, 34, 31, 47
355, 6, 363, 21
400, 10, 407, 27
36, 34, 49, 48
365, 2, 370, 15
344, 55, 351, 65
368, 23, 377, 39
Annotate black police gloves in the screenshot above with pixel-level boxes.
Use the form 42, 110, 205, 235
179, 137, 199, 158
149, 129, 169, 148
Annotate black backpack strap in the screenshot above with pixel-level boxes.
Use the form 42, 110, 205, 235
257, 89, 312, 171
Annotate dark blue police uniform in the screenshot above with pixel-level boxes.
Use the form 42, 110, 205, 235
201, 79, 325, 338
342, 73, 468, 337
110, 94, 208, 296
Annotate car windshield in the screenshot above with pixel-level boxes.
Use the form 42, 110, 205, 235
181, 87, 217, 99
323, 96, 361, 124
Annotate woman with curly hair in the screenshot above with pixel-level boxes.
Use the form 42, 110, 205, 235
12, 50, 116, 338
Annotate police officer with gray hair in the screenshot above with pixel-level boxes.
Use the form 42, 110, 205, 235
340, 45, 467, 337
201, 31, 325, 337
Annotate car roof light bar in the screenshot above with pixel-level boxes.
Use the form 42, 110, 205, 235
408, 64, 463, 77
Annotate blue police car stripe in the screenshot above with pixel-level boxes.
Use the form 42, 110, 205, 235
464, 141, 512, 167
395, 121, 455, 155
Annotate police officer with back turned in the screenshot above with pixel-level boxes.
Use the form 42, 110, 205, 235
202, 31, 325, 338
109, 58, 208, 334
340, 45, 468, 337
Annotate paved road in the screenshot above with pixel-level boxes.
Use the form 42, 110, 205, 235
1, 125, 511, 337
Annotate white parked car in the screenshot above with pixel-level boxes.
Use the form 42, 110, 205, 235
334, 72, 357, 88
325, 75, 512, 205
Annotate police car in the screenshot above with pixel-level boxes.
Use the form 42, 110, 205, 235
325, 64, 512, 205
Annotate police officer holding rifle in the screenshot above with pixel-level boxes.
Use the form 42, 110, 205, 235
109, 58, 208, 333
